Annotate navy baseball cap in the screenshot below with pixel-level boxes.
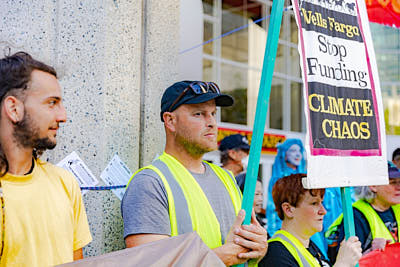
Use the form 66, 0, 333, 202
160, 80, 234, 121
219, 134, 250, 151
388, 162, 400, 179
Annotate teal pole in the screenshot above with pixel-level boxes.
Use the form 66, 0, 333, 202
241, 0, 285, 225
340, 187, 359, 267
235, 2, 284, 266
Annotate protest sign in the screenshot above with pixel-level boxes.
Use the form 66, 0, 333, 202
292, 0, 388, 188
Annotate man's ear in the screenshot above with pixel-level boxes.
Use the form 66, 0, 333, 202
163, 112, 177, 132
2, 95, 24, 123
228, 149, 238, 161
281, 202, 295, 219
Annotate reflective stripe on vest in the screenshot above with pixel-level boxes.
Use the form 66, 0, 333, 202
326, 200, 400, 243
126, 152, 242, 249
268, 230, 320, 267
325, 213, 343, 241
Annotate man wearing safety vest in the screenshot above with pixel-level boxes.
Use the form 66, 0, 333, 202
121, 81, 268, 266
326, 163, 400, 262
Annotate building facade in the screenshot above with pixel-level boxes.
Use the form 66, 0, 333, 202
179, 0, 400, 188
1, 0, 399, 258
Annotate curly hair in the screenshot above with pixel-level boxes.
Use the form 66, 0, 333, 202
0, 51, 57, 177
354, 186, 375, 202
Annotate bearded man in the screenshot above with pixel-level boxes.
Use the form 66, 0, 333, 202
122, 81, 268, 266
0, 52, 91, 266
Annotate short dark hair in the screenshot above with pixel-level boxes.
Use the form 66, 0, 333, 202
0, 51, 57, 176
393, 148, 400, 161
272, 173, 325, 220
0, 51, 57, 104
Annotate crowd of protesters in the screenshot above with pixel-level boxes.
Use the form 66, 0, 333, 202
0, 51, 399, 266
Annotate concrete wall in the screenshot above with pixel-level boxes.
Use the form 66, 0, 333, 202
0, 0, 179, 256
178, 0, 203, 81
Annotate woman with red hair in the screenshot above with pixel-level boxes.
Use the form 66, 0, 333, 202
261, 174, 361, 266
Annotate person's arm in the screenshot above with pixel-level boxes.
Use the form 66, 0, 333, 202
73, 248, 83, 261
122, 170, 172, 248
353, 209, 371, 252
62, 169, 92, 259
125, 210, 267, 266
213, 209, 268, 266
362, 238, 391, 254
329, 208, 370, 263
125, 234, 169, 248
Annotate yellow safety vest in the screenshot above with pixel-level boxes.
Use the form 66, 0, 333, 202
127, 152, 242, 248
268, 230, 321, 267
326, 200, 400, 243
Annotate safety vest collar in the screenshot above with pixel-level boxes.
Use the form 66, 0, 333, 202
269, 230, 320, 267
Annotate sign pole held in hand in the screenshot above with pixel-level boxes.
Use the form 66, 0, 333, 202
241, 0, 285, 226
341, 187, 358, 267
237, 2, 285, 266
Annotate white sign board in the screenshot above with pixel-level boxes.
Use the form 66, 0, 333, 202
292, 0, 388, 188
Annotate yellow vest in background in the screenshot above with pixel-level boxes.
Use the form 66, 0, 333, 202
326, 200, 400, 243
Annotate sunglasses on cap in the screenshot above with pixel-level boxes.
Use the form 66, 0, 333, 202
168, 81, 221, 112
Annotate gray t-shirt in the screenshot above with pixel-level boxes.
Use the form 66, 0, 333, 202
121, 163, 237, 243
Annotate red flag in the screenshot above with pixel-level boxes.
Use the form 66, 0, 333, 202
366, 0, 400, 28
359, 243, 400, 267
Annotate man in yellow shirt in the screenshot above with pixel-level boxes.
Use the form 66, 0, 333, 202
0, 51, 92, 266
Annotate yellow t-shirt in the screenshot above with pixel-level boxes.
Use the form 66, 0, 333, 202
0, 159, 92, 267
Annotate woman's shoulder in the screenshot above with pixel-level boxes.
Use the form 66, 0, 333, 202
259, 240, 299, 267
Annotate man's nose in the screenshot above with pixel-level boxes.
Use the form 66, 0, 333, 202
57, 103, 67, 123
206, 113, 217, 127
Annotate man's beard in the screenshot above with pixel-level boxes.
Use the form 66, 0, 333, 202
13, 112, 57, 151
176, 130, 216, 157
